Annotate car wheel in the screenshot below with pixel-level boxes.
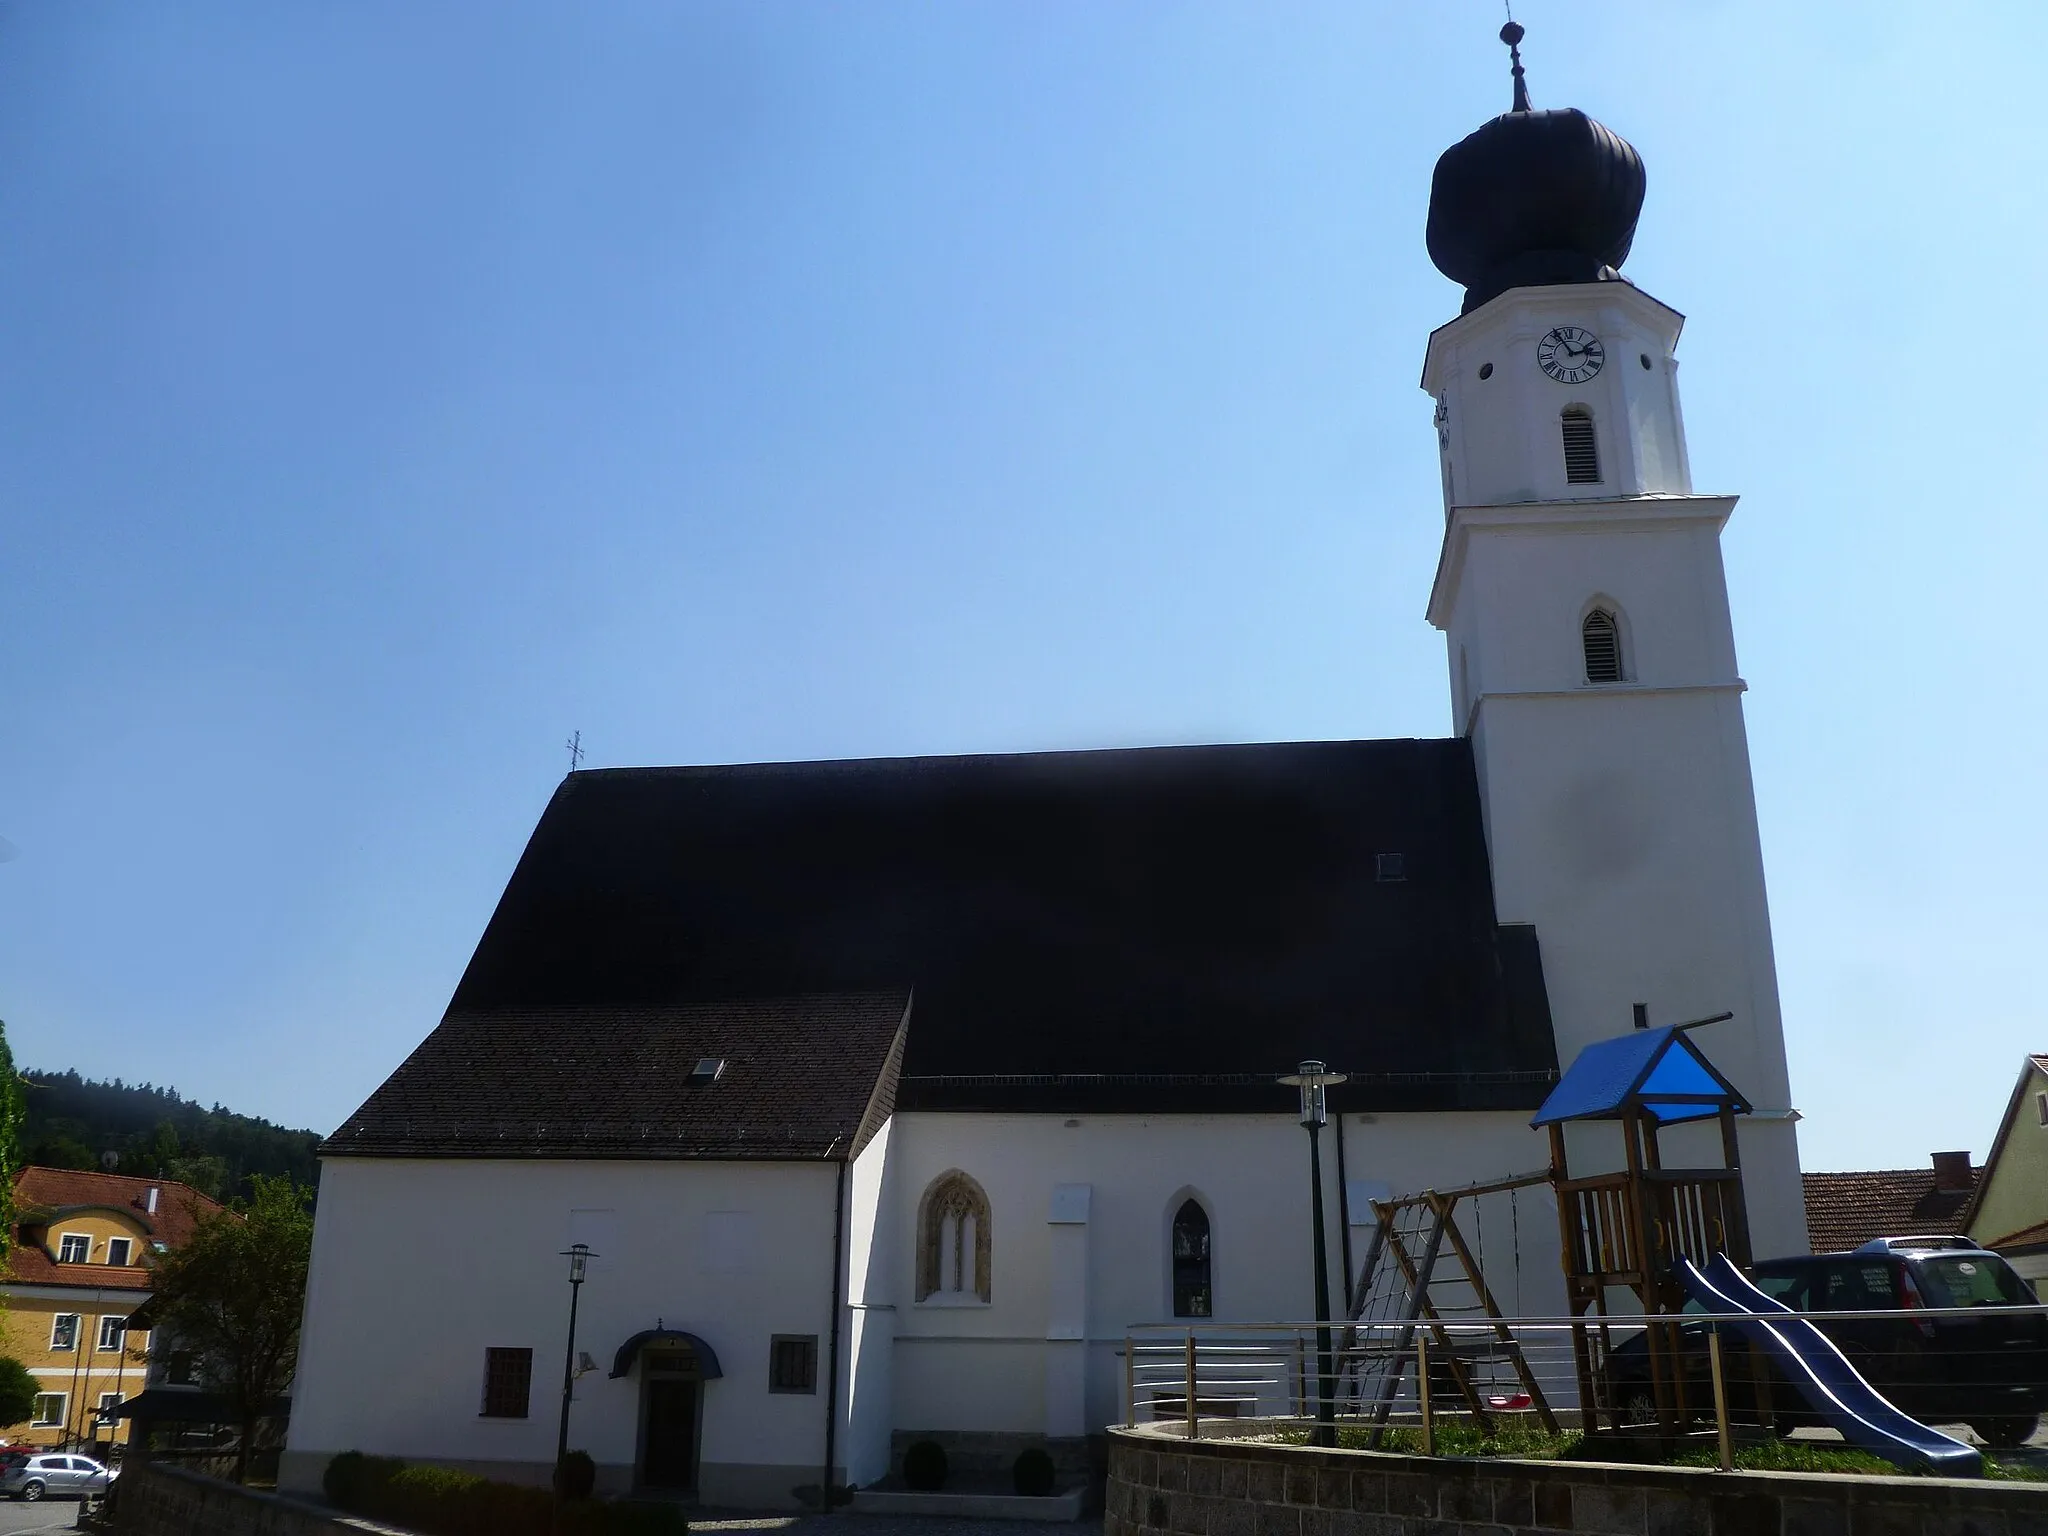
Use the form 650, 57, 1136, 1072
21, 1479, 44, 1502
1970, 1414, 2039, 1448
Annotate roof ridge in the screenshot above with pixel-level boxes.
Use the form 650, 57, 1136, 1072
562, 736, 1442, 782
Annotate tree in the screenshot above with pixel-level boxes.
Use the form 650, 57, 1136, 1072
143, 1175, 314, 1481
0, 1021, 25, 1270
0, 1358, 36, 1429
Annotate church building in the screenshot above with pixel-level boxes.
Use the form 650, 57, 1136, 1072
281, 31, 1807, 1505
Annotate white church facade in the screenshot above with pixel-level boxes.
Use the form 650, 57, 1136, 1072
282, 33, 1808, 1507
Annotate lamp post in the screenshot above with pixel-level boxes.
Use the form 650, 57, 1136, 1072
1278, 1061, 1347, 1447
555, 1244, 595, 1479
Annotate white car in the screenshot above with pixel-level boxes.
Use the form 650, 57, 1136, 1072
0, 1453, 113, 1501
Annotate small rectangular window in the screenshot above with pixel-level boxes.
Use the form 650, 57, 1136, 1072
95, 1391, 121, 1425
57, 1234, 91, 1264
164, 1350, 197, 1386
480, 1347, 533, 1418
1374, 852, 1407, 883
2037, 1090, 2047, 1127
31, 1394, 64, 1428
51, 1314, 80, 1352
768, 1335, 818, 1394
97, 1316, 125, 1353
105, 1238, 132, 1267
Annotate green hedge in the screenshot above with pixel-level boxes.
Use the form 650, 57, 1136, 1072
322, 1452, 687, 1536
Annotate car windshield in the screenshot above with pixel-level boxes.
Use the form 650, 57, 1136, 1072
1916, 1255, 2031, 1307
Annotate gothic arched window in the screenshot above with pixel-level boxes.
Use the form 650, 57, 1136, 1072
1171, 1199, 1212, 1318
916, 1171, 991, 1303
1583, 607, 1624, 684
1561, 406, 1601, 485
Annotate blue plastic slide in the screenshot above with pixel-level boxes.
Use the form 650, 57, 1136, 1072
1672, 1253, 1982, 1476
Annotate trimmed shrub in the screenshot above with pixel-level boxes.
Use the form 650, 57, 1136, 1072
324, 1452, 684, 1536
902, 1439, 948, 1491
555, 1449, 598, 1499
1012, 1447, 1056, 1497
322, 1451, 368, 1508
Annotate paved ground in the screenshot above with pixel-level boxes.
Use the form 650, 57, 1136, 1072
688, 1520, 1101, 1536
0, 1496, 90, 1535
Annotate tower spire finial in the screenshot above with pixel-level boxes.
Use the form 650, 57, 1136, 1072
1500, 18, 1531, 113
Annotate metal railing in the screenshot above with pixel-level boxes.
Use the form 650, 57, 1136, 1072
1123, 1306, 2048, 1469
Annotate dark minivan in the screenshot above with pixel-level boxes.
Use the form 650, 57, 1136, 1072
1607, 1237, 2047, 1446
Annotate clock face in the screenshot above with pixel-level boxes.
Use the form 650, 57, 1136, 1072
1537, 326, 1605, 384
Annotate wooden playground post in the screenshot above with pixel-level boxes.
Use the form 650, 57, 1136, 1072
1426, 1191, 1560, 1435
1708, 1327, 1734, 1472
1548, 1123, 1600, 1432
1378, 1204, 1492, 1433
1620, 1107, 1676, 1431
1416, 1332, 1434, 1456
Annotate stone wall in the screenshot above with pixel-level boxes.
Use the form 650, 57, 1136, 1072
111, 1462, 414, 1536
1105, 1424, 2048, 1536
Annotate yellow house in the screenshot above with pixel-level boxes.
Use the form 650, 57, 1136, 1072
1966, 1054, 2048, 1285
0, 1168, 225, 1450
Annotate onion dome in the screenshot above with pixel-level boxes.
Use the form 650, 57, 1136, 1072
1425, 23, 1646, 315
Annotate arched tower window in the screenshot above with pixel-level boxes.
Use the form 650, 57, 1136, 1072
1171, 1199, 1212, 1318
1582, 607, 1624, 683
916, 1171, 991, 1302
1561, 406, 1601, 484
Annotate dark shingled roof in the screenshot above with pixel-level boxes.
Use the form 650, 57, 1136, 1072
1802, 1166, 1979, 1256
332, 737, 1558, 1155
328, 993, 910, 1160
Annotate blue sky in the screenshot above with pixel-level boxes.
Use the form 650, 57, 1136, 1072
3, 2, 2042, 1174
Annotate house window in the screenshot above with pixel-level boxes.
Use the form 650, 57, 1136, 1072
1582, 608, 1624, 684
480, 1347, 533, 1419
1172, 1200, 1213, 1318
916, 1171, 992, 1302
50, 1314, 80, 1352
95, 1391, 122, 1428
98, 1316, 126, 1353
2037, 1090, 2047, 1127
57, 1233, 91, 1264
768, 1335, 818, 1394
105, 1238, 132, 1267
31, 1394, 64, 1428
1374, 852, 1407, 883
1561, 406, 1600, 484
164, 1350, 197, 1386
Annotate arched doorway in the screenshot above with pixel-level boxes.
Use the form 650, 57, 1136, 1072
609, 1328, 722, 1495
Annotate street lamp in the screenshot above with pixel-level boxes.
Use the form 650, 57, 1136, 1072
1278, 1060, 1346, 1447
555, 1244, 596, 1480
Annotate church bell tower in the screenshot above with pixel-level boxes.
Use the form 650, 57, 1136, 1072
1421, 25, 1808, 1257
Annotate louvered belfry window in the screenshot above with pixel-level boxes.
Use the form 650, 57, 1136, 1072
1583, 608, 1623, 683
1561, 406, 1600, 484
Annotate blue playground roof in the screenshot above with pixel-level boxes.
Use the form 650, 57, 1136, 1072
1530, 1026, 1750, 1127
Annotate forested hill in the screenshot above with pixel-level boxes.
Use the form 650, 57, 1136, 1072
20, 1070, 323, 1202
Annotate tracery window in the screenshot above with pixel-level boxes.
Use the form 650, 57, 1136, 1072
916, 1171, 991, 1303
1171, 1199, 1212, 1318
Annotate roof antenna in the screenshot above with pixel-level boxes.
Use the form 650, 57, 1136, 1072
1500, 14, 1531, 113
566, 730, 585, 773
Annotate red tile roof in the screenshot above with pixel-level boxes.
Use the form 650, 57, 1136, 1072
1802, 1166, 1978, 1255
5, 1168, 227, 1291
1989, 1217, 2048, 1253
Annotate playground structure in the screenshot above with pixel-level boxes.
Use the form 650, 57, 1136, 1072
1346, 1013, 1762, 1439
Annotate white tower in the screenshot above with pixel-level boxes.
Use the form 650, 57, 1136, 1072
1420, 30, 1807, 1257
